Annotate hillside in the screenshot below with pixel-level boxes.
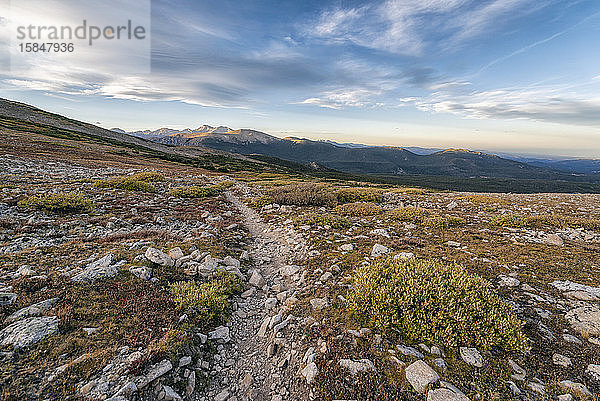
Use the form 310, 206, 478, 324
0, 123, 599, 401
138, 126, 594, 181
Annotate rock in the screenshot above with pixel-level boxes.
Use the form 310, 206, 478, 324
0, 316, 58, 348
267, 343, 278, 357
394, 252, 415, 261
144, 247, 174, 267
163, 385, 182, 401
241, 372, 253, 389
310, 297, 329, 311
459, 347, 483, 368
586, 363, 600, 381
544, 234, 564, 246
208, 326, 231, 343
223, 256, 240, 268
320, 272, 333, 282
339, 359, 376, 375
508, 359, 526, 381
527, 382, 546, 395
498, 275, 520, 287
5, 297, 58, 323
113, 381, 137, 398
135, 359, 172, 388
397, 345, 424, 359
444, 241, 461, 247
405, 360, 439, 394
249, 270, 266, 287
562, 333, 582, 344
184, 371, 195, 395
214, 389, 230, 401
339, 243, 354, 251
179, 356, 192, 367
565, 305, 600, 337
168, 247, 184, 260
559, 380, 592, 397
558, 395, 573, 401
129, 266, 152, 280
447, 201, 458, 210
301, 362, 318, 384
371, 244, 390, 257
427, 388, 469, 401
506, 381, 521, 395
564, 290, 599, 302
281, 265, 300, 277
550, 280, 600, 298
0, 293, 17, 306
71, 254, 117, 283
370, 228, 390, 238
552, 353, 571, 367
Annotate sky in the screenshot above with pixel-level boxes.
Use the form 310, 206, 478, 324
1, 0, 600, 157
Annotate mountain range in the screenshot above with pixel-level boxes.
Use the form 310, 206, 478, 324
119, 126, 600, 180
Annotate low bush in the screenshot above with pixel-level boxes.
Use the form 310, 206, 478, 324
336, 187, 383, 204
94, 177, 156, 193
335, 202, 382, 217
387, 207, 431, 224
131, 171, 166, 182
169, 272, 243, 326
249, 195, 275, 208
348, 258, 528, 352
295, 212, 352, 229
18, 192, 94, 214
270, 183, 336, 206
168, 181, 233, 198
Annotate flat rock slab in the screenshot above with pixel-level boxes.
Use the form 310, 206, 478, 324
550, 280, 600, 298
5, 297, 59, 324
427, 388, 470, 401
565, 306, 600, 337
145, 247, 174, 267
72, 254, 117, 283
339, 359, 376, 375
405, 360, 439, 393
0, 316, 59, 348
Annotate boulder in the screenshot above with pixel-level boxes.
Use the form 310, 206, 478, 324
145, 248, 174, 267
0, 316, 59, 348
249, 270, 266, 287
301, 362, 318, 384
565, 306, 600, 337
339, 359, 376, 375
71, 254, 117, 283
405, 360, 439, 393
459, 347, 483, 368
5, 297, 59, 323
168, 247, 184, 260
427, 388, 469, 401
371, 244, 390, 257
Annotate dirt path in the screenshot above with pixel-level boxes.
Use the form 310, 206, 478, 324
201, 189, 308, 401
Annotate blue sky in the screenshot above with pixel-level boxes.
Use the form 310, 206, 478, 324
1, 0, 600, 157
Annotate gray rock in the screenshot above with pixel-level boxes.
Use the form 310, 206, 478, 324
215, 389, 230, 401
135, 359, 172, 388
508, 359, 526, 381
371, 244, 390, 257
5, 298, 58, 323
586, 363, 600, 381
208, 326, 231, 343
72, 254, 117, 283
0, 316, 58, 348
565, 305, 600, 337
301, 362, 318, 384
558, 394, 573, 401
339, 359, 376, 375
163, 385, 182, 401
144, 247, 174, 267
459, 347, 483, 368
426, 388, 469, 401
552, 353, 571, 367
186, 371, 196, 395
405, 360, 439, 393
544, 234, 563, 246
550, 280, 600, 298
396, 345, 424, 359
310, 297, 329, 311
339, 243, 354, 251
168, 247, 184, 260
249, 270, 266, 287
498, 275, 520, 287
394, 252, 415, 261
129, 266, 152, 280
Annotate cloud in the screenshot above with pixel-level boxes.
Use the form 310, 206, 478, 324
415, 85, 600, 126
299, 88, 383, 109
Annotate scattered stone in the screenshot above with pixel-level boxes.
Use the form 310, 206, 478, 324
426, 388, 469, 401
168, 247, 184, 260
564, 290, 599, 302
339, 359, 376, 375
565, 305, 600, 337
214, 389, 230, 401
558, 394, 573, 401
5, 297, 58, 323
405, 360, 439, 394
444, 241, 461, 247
129, 266, 152, 280
394, 252, 415, 261
508, 359, 526, 381
0, 316, 58, 348
586, 363, 600, 381
559, 380, 592, 397
249, 270, 266, 287
208, 326, 231, 343
371, 244, 390, 257
552, 353, 571, 367
396, 345, 424, 359
163, 385, 183, 401
71, 254, 117, 283
144, 247, 174, 267
459, 347, 483, 368
339, 243, 354, 251
310, 297, 329, 311
135, 359, 172, 389
498, 275, 520, 287
301, 362, 318, 384
544, 234, 563, 246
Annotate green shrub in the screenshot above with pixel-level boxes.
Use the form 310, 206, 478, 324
94, 177, 156, 192
335, 202, 382, 216
169, 272, 243, 326
387, 207, 431, 224
249, 195, 275, 208
18, 192, 94, 214
270, 183, 336, 206
336, 188, 383, 204
423, 216, 466, 229
348, 258, 528, 352
131, 171, 165, 182
168, 182, 232, 198
295, 212, 352, 229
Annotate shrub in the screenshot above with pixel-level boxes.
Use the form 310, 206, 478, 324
131, 171, 165, 182
94, 177, 156, 192
168, 182, 232, 198
295, 212, 352, 229
489, 214, 527, 228
348, 258, 528, 352
18, 192, 94, 214
402, 188, 427, 195
387, 207, 431, 224
169, 272, 243, 326
270, 183, 336, 206
335, 202, 382, 217
423, 216, 466, 229
249, 195, 275, 208
336, 188, 383, 204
